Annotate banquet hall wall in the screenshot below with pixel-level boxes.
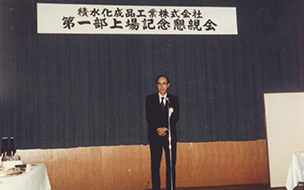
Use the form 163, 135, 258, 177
18, 139, 268, 190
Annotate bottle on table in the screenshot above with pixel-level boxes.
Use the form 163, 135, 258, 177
1, 137, 9, 159
10, 137, 16, 156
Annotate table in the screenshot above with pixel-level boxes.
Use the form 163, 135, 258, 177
0, 163, 51, 190
286, 152, 304, 190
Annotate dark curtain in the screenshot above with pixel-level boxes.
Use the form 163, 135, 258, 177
0, 0, 303, 149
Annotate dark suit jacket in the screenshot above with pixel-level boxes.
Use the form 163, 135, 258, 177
146, 93, 179, 144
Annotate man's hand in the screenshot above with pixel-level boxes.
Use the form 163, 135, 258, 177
157, 127, 167, 136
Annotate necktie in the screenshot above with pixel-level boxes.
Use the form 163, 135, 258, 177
160, 97, 165, 110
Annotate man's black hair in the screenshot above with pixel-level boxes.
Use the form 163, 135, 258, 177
155, 75, 170, 84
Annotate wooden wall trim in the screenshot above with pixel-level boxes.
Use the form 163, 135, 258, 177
17, 140, 269, 190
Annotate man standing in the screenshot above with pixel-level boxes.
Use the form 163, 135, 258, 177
146, 75, 179, 190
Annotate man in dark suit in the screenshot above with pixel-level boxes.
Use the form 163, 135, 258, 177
146, 75, 179, 190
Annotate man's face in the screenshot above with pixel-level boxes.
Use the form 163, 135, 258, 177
156, 77, 170, 96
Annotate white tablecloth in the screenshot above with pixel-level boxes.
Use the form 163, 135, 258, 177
0, 163, 51, 190
286, 152, 304, 190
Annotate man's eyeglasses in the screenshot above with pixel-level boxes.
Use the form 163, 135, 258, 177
157, 82, 168, 85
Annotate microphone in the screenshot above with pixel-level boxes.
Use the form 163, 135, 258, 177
166, 97, 171, 104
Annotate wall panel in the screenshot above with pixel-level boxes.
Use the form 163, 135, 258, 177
17, 139, 269, 190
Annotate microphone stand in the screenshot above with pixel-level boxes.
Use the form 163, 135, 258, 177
167, 99, 174, 190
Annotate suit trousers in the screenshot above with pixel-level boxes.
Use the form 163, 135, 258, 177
149, 140, 177, 190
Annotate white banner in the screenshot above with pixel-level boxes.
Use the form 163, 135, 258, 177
37, 3, 238, 35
